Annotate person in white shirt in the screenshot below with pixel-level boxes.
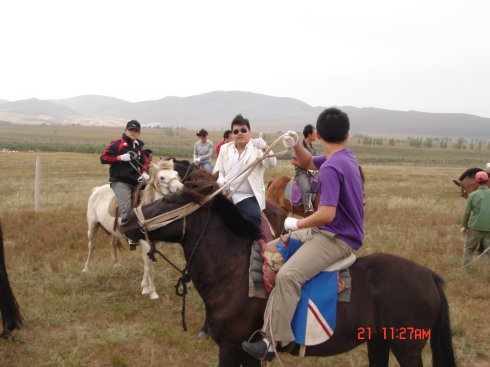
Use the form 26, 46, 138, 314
213, 114, 276, 228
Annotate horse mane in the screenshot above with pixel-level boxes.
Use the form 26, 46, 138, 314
166, 157, 191, 166
163, 170, 262, 240
459, 168, 483, 181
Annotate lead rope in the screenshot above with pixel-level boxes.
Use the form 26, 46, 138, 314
143, 208, 211, 331
458, 245, 490, 269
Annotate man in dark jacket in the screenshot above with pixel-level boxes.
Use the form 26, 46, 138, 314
100, 120, 148, 228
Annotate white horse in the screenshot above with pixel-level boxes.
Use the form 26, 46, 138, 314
83, 159, 183, 300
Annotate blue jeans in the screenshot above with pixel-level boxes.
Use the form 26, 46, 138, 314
110, 181, 133, 219
200, 161, 213, 172
236, 197, 262, 229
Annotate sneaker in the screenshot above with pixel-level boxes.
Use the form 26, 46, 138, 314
241, 339, 275, 362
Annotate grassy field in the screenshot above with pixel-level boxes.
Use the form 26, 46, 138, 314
0, 128, 489, 366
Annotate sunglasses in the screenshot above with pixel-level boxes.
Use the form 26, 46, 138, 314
233, 128, 248, 134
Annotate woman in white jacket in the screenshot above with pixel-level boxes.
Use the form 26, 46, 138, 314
213, 114, 276, 228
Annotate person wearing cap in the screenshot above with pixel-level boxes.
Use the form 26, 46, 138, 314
100, 120, 148, 238
193, 129, 214, 172
242, 108, 364, 362
213, 114, 276, 229
461, 170, 490, 266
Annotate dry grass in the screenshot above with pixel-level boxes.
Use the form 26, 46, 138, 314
0, 150, 489, 366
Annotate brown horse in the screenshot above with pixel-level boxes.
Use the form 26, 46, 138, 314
266, 176, 319, 216
0, 220, 23, 338
123, 170, 456, 367
267, 166, 365, 216
452, 167, 490, 198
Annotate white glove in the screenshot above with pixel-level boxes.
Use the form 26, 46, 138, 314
253, 133, 267, 150
138, 173, 150, 183
193, 157, 201, 164
461, 227, 467, 234
284, 217, 300, 231
283, 130, 299, 149
217, 176, 228, 186
485, 163, 490, 169
119, 153, 131, 161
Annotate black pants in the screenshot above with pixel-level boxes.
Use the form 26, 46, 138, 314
236, 197, 262, 229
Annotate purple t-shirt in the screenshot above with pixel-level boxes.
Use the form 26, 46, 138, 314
312, 149, 364, 250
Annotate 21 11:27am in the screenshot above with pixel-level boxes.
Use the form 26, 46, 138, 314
357, 327, 431, 340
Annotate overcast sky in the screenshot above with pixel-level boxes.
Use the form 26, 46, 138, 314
1, 0, 489, 117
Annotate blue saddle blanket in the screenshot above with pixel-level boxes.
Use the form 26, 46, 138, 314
277, 238, 338, 346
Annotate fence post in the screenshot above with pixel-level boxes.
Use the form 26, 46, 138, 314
34, 156, 41, 212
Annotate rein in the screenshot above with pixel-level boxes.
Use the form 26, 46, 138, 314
141, 207, 211, 332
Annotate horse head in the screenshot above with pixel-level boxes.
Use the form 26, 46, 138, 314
151, 160, 183, 195
454, 168, 489, 199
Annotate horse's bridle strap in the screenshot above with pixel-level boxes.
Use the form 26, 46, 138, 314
134, 202, 201, 232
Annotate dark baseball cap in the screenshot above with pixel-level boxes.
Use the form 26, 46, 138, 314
126, 120, 141, 131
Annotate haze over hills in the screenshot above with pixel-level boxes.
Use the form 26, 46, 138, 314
0, 91, 489, 139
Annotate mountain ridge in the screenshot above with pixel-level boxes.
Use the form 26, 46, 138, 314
0, 91, 488, 138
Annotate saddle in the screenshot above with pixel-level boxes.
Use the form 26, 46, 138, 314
285, 175, 319, 207
248, 238, 354, 302
108, 186, 143, 229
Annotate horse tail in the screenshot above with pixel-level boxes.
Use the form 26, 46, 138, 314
430, 272, 456, 367
0, 222, 23, 336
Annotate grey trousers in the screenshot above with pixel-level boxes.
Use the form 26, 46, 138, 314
295, 172, 313, 211
463, 228, 490, 265
262, 228, 352, 343
110, 181, 133, 219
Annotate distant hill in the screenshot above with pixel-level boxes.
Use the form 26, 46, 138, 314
0, 98, 80, 120
0, 91, 489, 138
53, 95, 132, 117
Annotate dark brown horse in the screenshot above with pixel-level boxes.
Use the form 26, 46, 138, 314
267, 166, 365, 216
123, 170, 456, 367
0, 220, 23, 339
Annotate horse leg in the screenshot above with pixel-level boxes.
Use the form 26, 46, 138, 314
110, 235, 121, 267
140, 240, 159, 300
390, 341, 425, 367
83, 221, 99, 272
367, 338, 390, 367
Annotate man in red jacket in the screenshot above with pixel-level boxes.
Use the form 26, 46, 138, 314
100, 120, 148, 232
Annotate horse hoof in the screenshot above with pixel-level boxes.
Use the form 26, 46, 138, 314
197, 331, 209, 339
141, 287, 150, 295
82, 268, 88, 273
150, 292, 159, 300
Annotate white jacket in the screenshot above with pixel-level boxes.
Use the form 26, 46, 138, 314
213, 140, 276, 211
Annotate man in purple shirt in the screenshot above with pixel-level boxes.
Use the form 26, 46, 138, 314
242, 107, 364, 362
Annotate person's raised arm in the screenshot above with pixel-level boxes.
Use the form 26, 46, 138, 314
283, 131, 316, 170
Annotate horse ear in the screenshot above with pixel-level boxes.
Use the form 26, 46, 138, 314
152, 162, 159, 170
452, 180, 461, 187
212, 172, 219, 181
